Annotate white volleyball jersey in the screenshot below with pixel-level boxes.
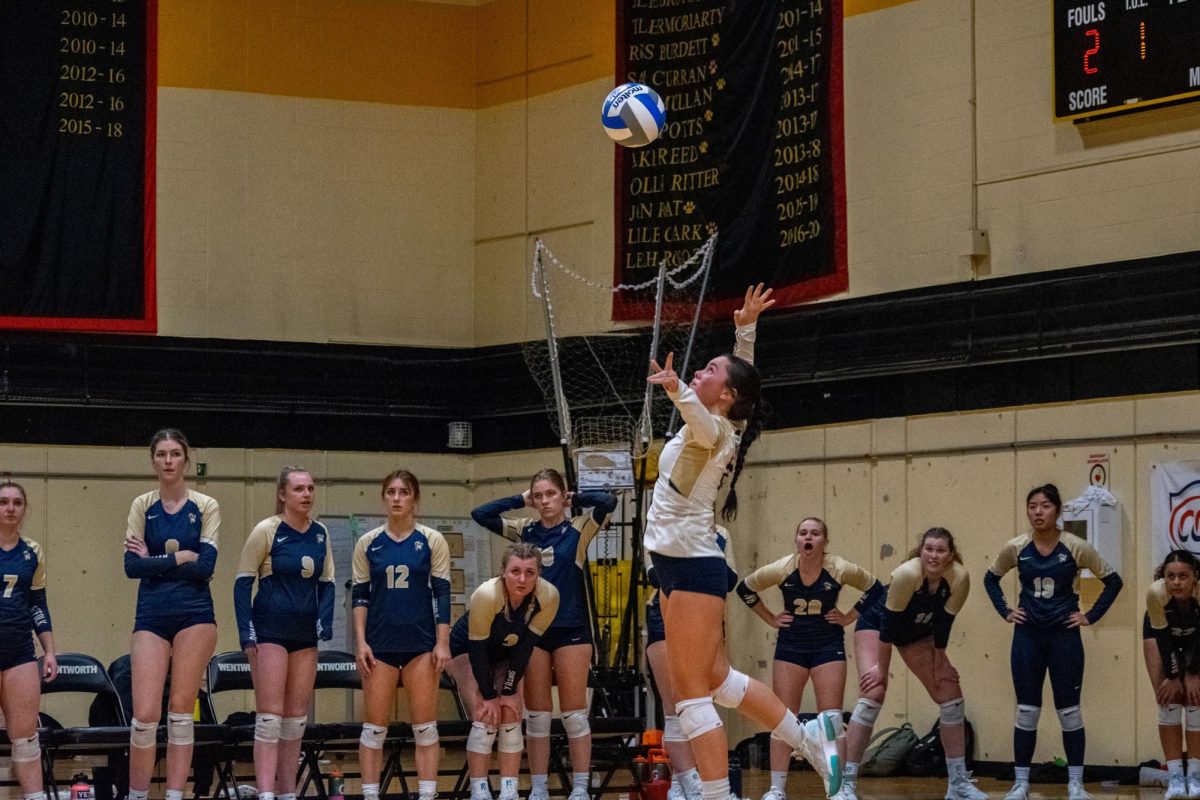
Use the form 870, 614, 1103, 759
644, 323, 755, 559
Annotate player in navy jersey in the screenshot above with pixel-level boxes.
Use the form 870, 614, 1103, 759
646, 525, 735, 800
1143, 550, 1200, 800
235, 466, 335, 800
471, 469, 616, 800
736, 517, 884, 800
122, 429, 220, 800
984, 483, 1124, 800
353, 470, 452, 800
447, 542, 560, 800
645, 286, 840, 800
0, 481, 57, 800
841, 528, 983, 800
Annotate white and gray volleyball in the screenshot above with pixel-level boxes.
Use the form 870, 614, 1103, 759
601, 83, 666, 147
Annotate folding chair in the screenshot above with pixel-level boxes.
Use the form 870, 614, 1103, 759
204, 651, 257, 799
295, 651, 361, 800
35, 653, 129, 799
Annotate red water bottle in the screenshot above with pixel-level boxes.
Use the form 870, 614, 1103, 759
70, 774, 93, 800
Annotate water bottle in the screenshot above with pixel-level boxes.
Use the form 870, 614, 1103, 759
728, 757, 742, 799
70, 774, 94, 800
328, 766, 344, 800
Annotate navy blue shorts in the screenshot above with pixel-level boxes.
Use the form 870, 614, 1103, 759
648, 553, 728, 599
538, 624, 593, 652
374, 651, 427, 669
449, 615, 470, 658
775, 642, 846, 670
135, 610, 216, 641
256, 636, 317, 653
646, 599, 665, 646
855, 605, 930, 647
0, 641, 37, 672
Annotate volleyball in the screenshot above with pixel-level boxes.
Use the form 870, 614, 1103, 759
601, 83, 666, 148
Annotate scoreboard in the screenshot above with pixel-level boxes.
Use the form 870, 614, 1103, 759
1053, 0, 1200, 120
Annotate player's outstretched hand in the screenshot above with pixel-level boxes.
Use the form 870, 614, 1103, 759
734, 283, 775, 327
648, 353, 679, 393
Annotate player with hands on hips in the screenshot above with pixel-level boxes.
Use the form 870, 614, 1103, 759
1143, 550, 1200, 800
0, 480, 57, 800
234, 466, 335, 800
844, 528, 981, 800
735, 516, 884, 800
645, 286, 845, 800
123, 429, 221, 800
352, 470, 452, 800
446, 542, 560, 800
984, 483, 1124, 800
471, 469, 616, 800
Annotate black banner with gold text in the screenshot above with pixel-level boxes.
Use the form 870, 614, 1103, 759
0, 0, 156, 331
614, 0, 845, 321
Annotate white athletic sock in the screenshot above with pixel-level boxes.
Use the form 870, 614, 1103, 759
128, 791, 149, 800
573, 773, 590, 792
1188, 759, 1200, 776
1014, 767, 1031, 784
279, 793, 296, 800
420, 780, 438, 799
1068, 766, 1084, 783
362, 784, 380, 800
531, 775, 549, 792
166, 790, 183, 800
471, 777, 490, 796
500, 776, 518, 797
771, 713, 804, 750
258, 793, 276, 800
679, 768, 701, 793
23, 793, 46, 800
1169, 760, 1185, 778
770, 771, 788, 792
946, 757, 967, 780
843, 762, 859, 782
700, 778, 730, 800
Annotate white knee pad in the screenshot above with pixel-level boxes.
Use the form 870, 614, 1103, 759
711, 669, 750, 709
10, 733, 40, 763
280, 716, 307, 741
255, 713, 282, 744
525, 710, 551, 739
360, 722, 387, 750
497, 721, 523, 753
675, 697, 723, 740
562, 708, 590, 740
130, 718, 158, 749
662, 715, 687, 744
938, 698, 965, 727
1015, 704, 1041, 732
850, 698, 881, 728
1159, 704, 1184, 726
1057, 705, 1083, 733
413, 721, 439, 747
466, 721, 498, 755
1185, 707, 1200, 732
167, 712, 194, 746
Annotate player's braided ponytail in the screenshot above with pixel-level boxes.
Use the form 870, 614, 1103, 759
719, 354, 768, 521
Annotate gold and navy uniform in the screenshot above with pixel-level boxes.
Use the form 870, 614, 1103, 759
234, 516, 335, 650
0, 537, 52, 666
124, 490, 220, 629
737, 553, 884, 652
645, 324, 755, 561
984, 532, 1122, 628
351, 523, 452, 655
449, 577, 559, 699
861, 558, 970, 648
1144, 579, 1200, 678
471, 491, 615, 633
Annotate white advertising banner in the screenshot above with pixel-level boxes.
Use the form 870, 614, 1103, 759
1151, 461, 1200, 566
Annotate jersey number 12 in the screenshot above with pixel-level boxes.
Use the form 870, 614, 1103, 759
386, 564, 410, 589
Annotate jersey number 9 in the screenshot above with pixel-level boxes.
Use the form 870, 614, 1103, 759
301, 556, 315, 579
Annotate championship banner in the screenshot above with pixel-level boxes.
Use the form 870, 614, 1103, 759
614, 0, 847, 321
0, 0, 156, 331
1150, 461, 1200, 566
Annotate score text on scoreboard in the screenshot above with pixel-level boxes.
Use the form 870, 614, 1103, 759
1053, 0, 1200, 121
